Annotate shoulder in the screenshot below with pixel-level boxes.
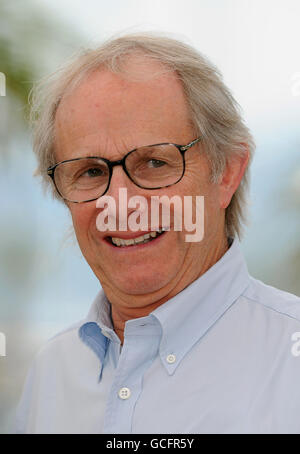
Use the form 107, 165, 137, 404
35, 292, 104, 362
19, 318, 100, 400
15, 319, 99, 434
241, 276, 300, 325
33, 320, 87, 368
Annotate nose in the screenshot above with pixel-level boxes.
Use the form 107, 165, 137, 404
103, 163, 151, 231
106, 164, 138, 201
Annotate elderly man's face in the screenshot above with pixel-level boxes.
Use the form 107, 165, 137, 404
54, 59, 227, 297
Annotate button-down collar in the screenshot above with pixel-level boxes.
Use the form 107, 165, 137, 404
152, 238, 250, 374
79, 239, 250, 378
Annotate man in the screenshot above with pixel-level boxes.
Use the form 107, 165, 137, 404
16, 34, 300, 433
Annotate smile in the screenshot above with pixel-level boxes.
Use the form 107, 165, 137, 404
107, 228, 166, 247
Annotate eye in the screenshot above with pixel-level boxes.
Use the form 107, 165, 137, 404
147, 159, 166, 168
82, 167, 105, 178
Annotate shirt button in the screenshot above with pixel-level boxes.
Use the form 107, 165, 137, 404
166, 354, 176, 364
118, 387, 131, 400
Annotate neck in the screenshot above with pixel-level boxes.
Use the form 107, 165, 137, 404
101, 234, 229, 344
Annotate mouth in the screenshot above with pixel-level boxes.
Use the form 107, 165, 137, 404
105, 228, 167, 248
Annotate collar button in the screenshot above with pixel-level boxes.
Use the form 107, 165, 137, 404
166, 354, 176, 364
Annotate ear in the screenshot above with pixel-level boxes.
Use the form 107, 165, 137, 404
219, 146, 249, 209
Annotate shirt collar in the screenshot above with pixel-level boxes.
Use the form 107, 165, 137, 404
78, 292, 117, 382
79, 238, 250, 377
150, 238, 250, 374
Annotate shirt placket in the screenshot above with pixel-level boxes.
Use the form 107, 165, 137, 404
102, 320, 161, 434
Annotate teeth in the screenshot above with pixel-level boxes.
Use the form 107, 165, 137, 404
134, 236, 145, 244
111, 229, 166, 247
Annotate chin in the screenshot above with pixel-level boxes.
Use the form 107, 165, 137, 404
110, 267, 174, 296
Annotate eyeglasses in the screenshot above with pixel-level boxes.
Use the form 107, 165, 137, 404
47, 137, 202, 203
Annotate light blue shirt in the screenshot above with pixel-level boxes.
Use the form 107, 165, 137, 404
16, 239, 300, 433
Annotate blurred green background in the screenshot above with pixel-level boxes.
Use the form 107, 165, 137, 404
0, 0, 299, 434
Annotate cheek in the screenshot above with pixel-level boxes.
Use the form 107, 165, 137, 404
179, 172, 221, 236
68, 204, 96, 241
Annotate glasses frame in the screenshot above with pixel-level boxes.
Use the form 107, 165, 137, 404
47, 137, 202, 203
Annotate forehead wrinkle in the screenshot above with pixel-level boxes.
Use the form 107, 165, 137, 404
56, 65, 189, 126
54, 60, 194, 163
54, 131, 148, 162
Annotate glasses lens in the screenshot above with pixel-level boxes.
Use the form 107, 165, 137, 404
125, 144, 184, 189
54, 158, 109, 202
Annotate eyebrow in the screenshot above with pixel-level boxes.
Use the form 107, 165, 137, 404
59, 142, 160, 161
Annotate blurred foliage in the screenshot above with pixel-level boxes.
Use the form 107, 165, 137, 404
0, 2, 81, 433
0, 36, 34, 109
0, 0, 80, 131
0, 0, 81, 288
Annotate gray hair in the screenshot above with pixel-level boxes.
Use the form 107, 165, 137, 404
30, 32, 255, 238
